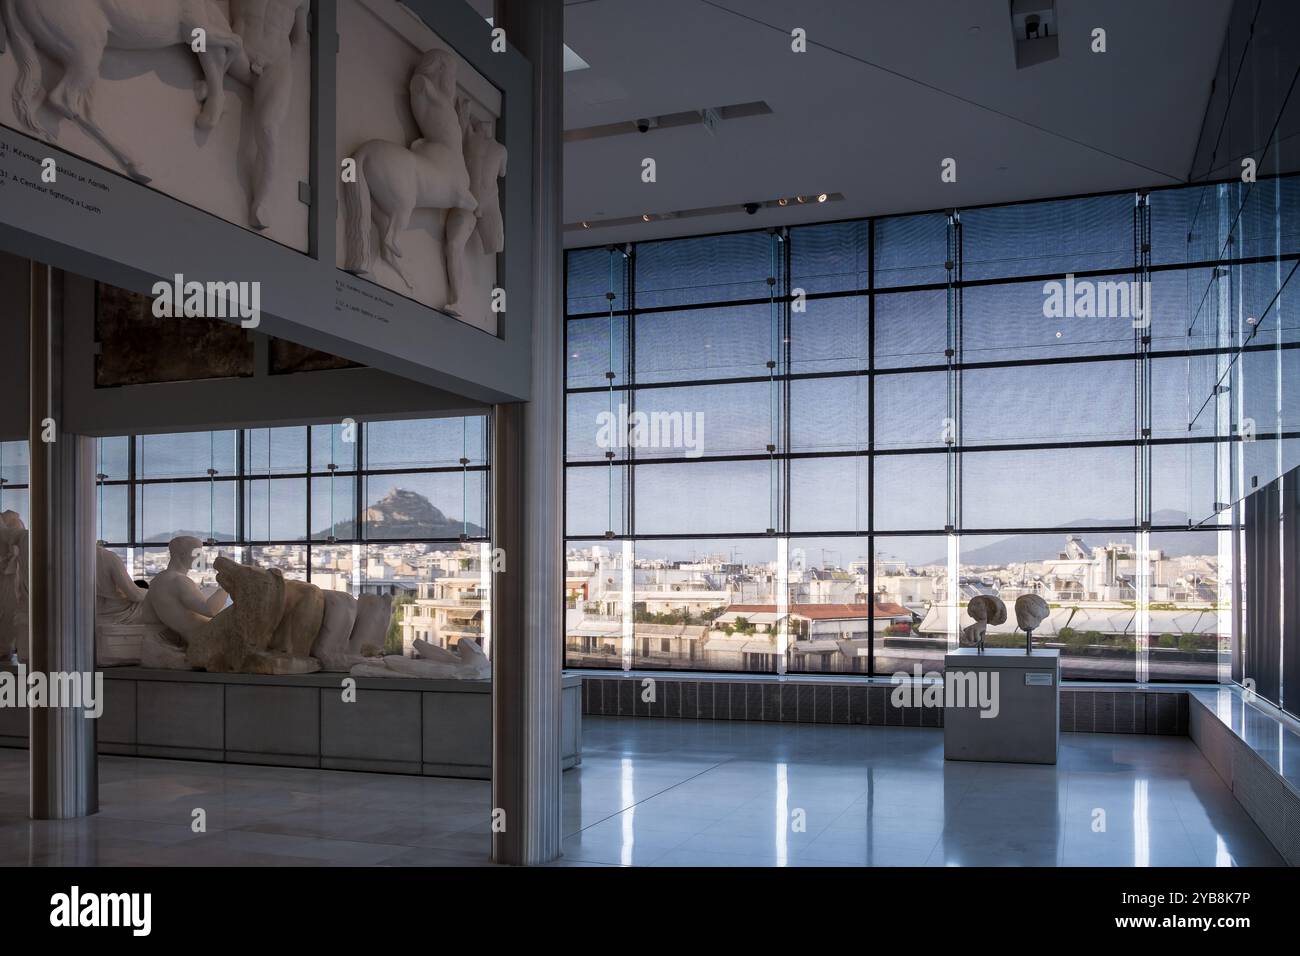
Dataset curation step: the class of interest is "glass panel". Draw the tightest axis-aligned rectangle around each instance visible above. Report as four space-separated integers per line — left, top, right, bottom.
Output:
365 418 487 470
565 539 626 669
249 544 307 581
634 303 773 383
960 194 1134 281
786 535 872 675
394 544 488 658
961 445 1134 530
790 296 867 375
363 472 485 540
634 461 773 535
790 457 867 533
136 431 237 479
136 480 237 544
244 478 307 541
874 371 947 450
631 537 779 673
790 220 869 294
789 376 868 453
875 289 948 369
1147 530 1226 683
962 361 1134 445
244 427 307 475
963 278 1136 363
566 315 628 389
874 213 948 288
311 475 357 541
634 232 774 308
874 454 947 531
310 423 359 473
566 465 627 538
872 535 951 676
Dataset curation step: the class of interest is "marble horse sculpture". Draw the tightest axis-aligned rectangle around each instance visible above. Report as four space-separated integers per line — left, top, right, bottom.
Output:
342 48 478 310
962 595 1006 654
0 0 244 183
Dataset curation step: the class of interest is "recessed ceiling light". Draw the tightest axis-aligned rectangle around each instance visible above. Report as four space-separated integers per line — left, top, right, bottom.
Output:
817 193 828 203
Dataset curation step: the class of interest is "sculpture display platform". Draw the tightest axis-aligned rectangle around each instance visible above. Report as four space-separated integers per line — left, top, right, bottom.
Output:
944 648 1060 765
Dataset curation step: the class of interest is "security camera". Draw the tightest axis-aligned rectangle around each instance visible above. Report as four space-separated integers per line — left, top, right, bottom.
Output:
635 118 655 133
744 202 761 215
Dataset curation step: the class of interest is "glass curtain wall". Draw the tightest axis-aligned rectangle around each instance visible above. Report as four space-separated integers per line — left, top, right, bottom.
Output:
22 417 495 659
565 174 1299 683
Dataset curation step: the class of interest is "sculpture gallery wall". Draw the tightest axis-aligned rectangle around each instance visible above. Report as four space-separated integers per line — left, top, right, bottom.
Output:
336 0 505 333
0 0 312 249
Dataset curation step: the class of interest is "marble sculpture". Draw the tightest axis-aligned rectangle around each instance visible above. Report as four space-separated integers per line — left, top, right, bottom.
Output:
0 0 245 183
343 48 504 314
1014 593 1050 654
0 511 27 662
351 636 490 681
961 595 1006 654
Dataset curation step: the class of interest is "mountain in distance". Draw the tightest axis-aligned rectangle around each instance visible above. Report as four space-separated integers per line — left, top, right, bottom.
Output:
933 511 1220 567
322 487 484 540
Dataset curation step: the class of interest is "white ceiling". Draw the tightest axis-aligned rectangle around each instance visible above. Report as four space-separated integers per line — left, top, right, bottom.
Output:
556 0 1231 246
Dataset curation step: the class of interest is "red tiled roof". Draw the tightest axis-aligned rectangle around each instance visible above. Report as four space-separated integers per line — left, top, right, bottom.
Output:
725 602 912 620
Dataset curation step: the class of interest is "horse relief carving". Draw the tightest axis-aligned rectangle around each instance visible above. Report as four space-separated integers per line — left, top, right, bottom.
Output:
342 47 504 316
0 0 244 183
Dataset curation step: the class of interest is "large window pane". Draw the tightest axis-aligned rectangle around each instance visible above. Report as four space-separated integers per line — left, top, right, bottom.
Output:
790 221 869 294
136 480 237 544
874 453 946 531
363 472 486 540
635 303 773 383
875 289 948 369
961 446 1134 530
875 371 947 450
874 213 948 288
137 431 237 479
790 457 867 532
634 461 774 535
786 535 873 675
633 537 778 673
1148 529 1228 682
365 418 486 470
872 535 951 676
635 232 776 309
960 194 1134 281
963 279 1136 363
244 478 307 541
565 540 626 669
963 361 1135 445
245 427 307 475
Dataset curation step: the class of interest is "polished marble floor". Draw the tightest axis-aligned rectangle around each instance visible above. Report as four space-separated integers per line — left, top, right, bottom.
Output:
0 718 1283 866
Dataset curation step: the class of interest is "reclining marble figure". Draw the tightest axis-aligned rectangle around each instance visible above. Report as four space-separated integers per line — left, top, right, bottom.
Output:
95 545 169 666
350 636 489 681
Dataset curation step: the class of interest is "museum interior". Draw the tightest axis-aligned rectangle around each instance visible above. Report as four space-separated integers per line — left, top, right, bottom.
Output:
0 0 1296 872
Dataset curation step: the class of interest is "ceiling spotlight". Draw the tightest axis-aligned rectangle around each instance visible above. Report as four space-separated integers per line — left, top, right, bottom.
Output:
777 198 788 206
817 193 828 203
795 196 807 203
581 221 590 229
642 214 652 222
